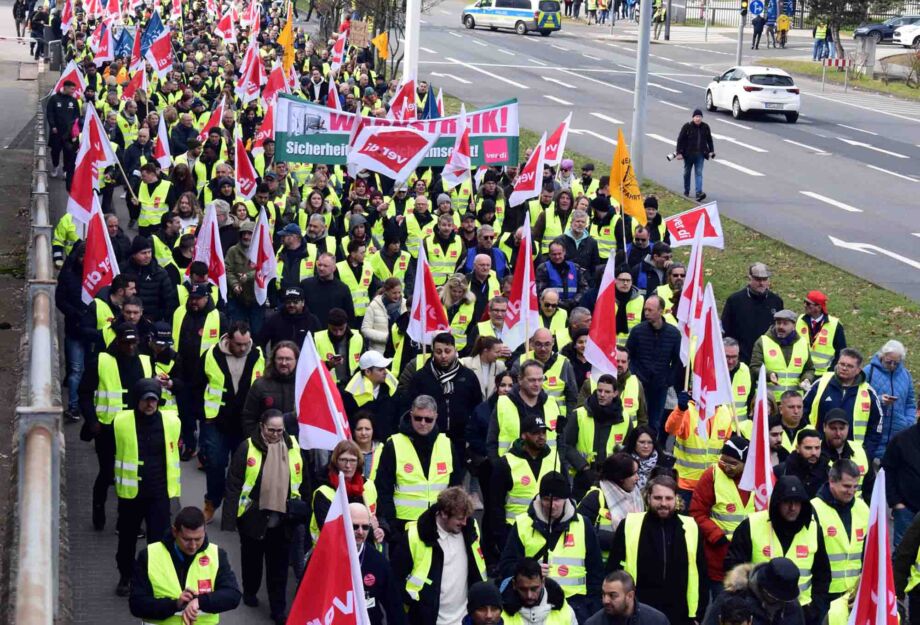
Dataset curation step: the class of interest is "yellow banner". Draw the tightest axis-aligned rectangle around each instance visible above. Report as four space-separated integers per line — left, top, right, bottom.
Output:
610 127 647 226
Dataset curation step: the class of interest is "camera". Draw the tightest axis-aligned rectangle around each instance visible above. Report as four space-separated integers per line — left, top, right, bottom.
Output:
665 152 678 161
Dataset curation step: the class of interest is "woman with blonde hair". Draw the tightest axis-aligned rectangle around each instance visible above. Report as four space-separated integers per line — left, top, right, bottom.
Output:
363 277 406 353
173 191 203 234
440 274 478 354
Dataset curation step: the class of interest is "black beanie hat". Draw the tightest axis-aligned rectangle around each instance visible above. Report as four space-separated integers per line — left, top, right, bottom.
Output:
467 581 502 613
539 471 571 499
130 236 153 255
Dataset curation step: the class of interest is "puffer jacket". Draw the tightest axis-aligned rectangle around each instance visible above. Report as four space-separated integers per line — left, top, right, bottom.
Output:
119 258 178 323
361 294 405 353
702 563 805 625
863 355 917 459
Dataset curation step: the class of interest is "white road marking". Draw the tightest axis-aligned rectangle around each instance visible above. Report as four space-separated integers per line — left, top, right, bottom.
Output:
591 112 625 125
867 164 919 182
616 63 633 70
712 133 767 153
472 39 488 47
837 123 878 136
498 48 516 55
646 133 674 144
718 119 753 130
529 57 548 66
444 57 530 89
543 76 575 88
800 191 863 213
803 92 920 125
913 233 920 238
648 82 682 93
449 31 463 38
555 67 633 94
439 8 451 14
783 139 829 154
544 94 573 105
552 44 570 51
420 46 437 53
714 159 764 176
828 236 920 269
659 100 689 111
583 53 601 60
431 71 472 85
837 137 909 159
570 128 617 145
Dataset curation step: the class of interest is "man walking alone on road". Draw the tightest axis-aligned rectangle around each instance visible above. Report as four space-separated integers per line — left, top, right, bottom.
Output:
674 110 715 202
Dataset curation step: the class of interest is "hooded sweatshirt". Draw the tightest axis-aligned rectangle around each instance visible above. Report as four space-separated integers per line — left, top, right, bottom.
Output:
564 394 628 473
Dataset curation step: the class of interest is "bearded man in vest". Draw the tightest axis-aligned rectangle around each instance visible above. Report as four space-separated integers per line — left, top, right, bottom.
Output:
500 472 604 624
81 272 138 360
129 506 241 623
611 475 707 625
488 360 563 462
373 394 462 537
510 328 578 420
391 487 487 625
501 557 578 624
802 347 881 445
112 379 182 596
689 436 752 594
750 309 815 403
820 409 869 489
725 476 831 619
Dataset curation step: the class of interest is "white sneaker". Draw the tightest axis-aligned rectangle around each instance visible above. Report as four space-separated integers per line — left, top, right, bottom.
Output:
49 166 59 178
119 191 126 199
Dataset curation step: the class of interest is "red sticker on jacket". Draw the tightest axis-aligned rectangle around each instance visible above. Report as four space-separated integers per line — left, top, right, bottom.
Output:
796 545 809 558
762 546 772 557
564 533 575 547
793 358 802 366
437 462 447 475
856 528 865 541
557 565 569 577
768 350 778 357
209 328 218 338
737 386 746 395
247 457 256 466
614 434 623 443
403 463 414 474
624 398 634 408
197 579 212 594
199 556 210 567
726 503 736 513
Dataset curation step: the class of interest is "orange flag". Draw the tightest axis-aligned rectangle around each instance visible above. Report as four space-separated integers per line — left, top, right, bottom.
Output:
277 2 295 74
610 127 647 226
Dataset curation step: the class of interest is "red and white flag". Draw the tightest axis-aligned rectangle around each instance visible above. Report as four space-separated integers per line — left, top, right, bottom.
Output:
103 0 122 25
214 11 236 43
120 69 148 102
584 252 619 378
387 77 417 122
439 103 471 189
81 199 121 304
171 0 181 19
152 113 172 169
84 0 101 21
848 468 899 625
261 63 288 105
129 27 145 72
326 77 342 110
329 30 348 74
739 367 776 511
435 88 444 117
508 133 546 207
197 97 225 143
241 0 260 26
665 201 724 249
50 61 87 100
287 474 371 625
675 219 706 366
407 242 450 345
346 126 439 186
68 104 119 223
690 283 734 436
145 28 173 79
295 333 351 450
235 40 265 104
192 204 228 301
251 101 274 155
247 208 276 306
502 213 540 351
543 112 572 167
92 22 115 66
61 0 74 34
235 133 258 200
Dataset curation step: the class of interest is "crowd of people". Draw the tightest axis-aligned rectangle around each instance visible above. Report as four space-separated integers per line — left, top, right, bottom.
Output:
46 0 920 623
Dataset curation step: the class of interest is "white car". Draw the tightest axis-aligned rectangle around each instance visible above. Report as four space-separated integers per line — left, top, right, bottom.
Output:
893 23 920 48
705 66 801 123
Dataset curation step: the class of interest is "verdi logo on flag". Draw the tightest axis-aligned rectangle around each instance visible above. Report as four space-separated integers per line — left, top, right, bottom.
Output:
359 130 428 169
275 94 519 166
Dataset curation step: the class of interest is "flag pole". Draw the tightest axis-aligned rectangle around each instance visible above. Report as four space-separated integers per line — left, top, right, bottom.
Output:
114 159 140 203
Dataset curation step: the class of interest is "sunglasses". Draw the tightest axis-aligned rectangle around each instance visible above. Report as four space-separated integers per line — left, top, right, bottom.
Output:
352 524 371 531
413 416 435 424
543 303 558 308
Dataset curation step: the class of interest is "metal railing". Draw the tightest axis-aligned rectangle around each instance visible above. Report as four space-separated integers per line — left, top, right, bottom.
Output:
13 96 62 625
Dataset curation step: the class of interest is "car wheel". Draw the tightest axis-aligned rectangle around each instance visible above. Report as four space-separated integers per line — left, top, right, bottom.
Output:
515 21 528 35
705 90 716 112
732 97 744 119
871 30 882 43
785 111 799 123
540 29 552 36
914 36 920 49
464 15 476 29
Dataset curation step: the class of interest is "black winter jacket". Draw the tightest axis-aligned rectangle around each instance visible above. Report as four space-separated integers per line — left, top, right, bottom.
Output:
675 121 714 157
405 359 483 446
240 371 297 438
883 424 920 512
119 258 178 323
256 308 320 351
55 246 87 336
720 287 785 364
625 321 683 391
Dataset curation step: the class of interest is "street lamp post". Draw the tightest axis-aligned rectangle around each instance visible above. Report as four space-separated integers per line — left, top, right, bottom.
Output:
405 0 422 80
631 0 654 179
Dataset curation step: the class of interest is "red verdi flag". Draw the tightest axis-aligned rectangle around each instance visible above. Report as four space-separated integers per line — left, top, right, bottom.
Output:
690 283 734 433
192 204 228 301
502 213 540 351
407 242 450 345
439 103 471 189
251 101 274 155
197 98 225 143
508 132 546 208
584 252 619 378
739 367 776 511
295 333 351 451
676 219 705 366
51 61 87 99
326 77 342 110
286 474 370 625
68 104 118 223
144 29 173 79
329 30 348 74
346 126 439 186
81 199 120 304
153 113 172 169
543 112 572 167
234 134 258 200
120 69 148 102
247 208 276 306
665 201 724 249
387 77 417 122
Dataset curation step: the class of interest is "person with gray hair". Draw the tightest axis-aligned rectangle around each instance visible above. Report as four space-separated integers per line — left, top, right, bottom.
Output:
561 208 601 278
372 392 463 537
803 347 882 442
459 223 511 280
864 339 916 461
724 337 752 419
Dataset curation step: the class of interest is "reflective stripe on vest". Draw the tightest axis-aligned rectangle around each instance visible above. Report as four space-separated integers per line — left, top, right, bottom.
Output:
622 512 700 617
732 363 752 418
710 466 754 539
145 542 219 625
138 180 172 228
808 373 873 443
495 395 561 456
749 509 817 605
172 307 221 356
425 235 464 287
449 300 476 353
391 433 453 521
202 346 264 419
309 481 379 542
238 436 303 517
761 335 809 400
336 260 374 316
504 449 560 523
796 315 839 375
405 212 435 258
812 496 869 594
672 404 734 483
515 512 589 598
113 408 181 499
95 353 153 424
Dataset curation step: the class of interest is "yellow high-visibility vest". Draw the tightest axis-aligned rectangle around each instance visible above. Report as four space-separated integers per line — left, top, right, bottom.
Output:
749 509 817 605
145 542 220 625
113 408 181 499
390 432 453 521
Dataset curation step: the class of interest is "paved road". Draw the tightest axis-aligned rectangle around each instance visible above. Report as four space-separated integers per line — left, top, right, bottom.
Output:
417 1 920 300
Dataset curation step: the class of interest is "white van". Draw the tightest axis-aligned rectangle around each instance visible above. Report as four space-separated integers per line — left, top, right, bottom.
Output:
462 0 563 36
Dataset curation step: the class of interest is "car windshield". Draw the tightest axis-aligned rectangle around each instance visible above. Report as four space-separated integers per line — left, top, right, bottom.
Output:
540 0 561 10
749 74 795 86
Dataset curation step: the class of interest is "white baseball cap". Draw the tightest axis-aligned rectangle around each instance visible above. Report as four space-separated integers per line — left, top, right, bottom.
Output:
359 351 392 370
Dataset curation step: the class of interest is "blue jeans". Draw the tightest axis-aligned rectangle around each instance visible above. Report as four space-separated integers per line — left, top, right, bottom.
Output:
64 335 85 412
893 507 917 550
646 386 669 440
226 298 265 337
812 39 822 60
683 154 705 196
198 422 243 507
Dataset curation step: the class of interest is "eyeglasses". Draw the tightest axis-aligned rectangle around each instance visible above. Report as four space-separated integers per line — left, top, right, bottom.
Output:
338 457 358 465
413 416 435 424
634 237 649 243
352 524 371 531
263 427 285 434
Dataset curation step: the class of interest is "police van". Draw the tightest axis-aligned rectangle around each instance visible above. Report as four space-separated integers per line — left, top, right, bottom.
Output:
462 0 562 36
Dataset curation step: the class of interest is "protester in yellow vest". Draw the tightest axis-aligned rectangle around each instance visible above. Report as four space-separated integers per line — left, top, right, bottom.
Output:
724 475 831 609
336 239 378 322
314 307 364 384
725 337 752 419
611 475 705 625
128 506 241 623
666 391 736 500
112 379 181 596
613 268 644 347
750 309 816 402
499 557 578 624
820 409 869 488
309 440 382 543
222 409 305 623
513 328 579 419
796 290 846 376
802 348 881 445
576 453 645 563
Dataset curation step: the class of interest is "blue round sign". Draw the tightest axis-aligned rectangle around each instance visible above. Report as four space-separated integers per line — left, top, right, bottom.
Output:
749 0 764 14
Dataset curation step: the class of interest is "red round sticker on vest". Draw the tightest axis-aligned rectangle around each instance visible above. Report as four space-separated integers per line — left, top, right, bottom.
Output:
768 350 778 357
827 526 837 537
564 533 575 547
793 358 802 366
364 573 376 587
403 463 414 473
737 386 746 394
726 503 736 513
294 463 301 475
436 462 448 475
199 555 210 567
605 511 611 520
614 434 623 443
197 579 212 594
521 475 531 486
557 565 569 577
624 398 634 407
856 528 865 541
762 546 772 557
796 545 809 558
247 457 256 466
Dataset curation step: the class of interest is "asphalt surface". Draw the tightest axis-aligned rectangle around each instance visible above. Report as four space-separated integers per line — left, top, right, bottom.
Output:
417 1 920 300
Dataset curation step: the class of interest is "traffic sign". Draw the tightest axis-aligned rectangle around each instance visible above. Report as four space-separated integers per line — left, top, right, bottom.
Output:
749 0 764 15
